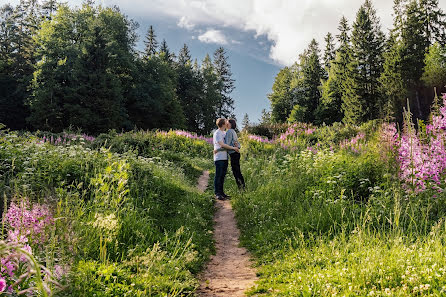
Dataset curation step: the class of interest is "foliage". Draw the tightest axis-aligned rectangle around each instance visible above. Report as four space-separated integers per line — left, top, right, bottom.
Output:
0 128 215 296
0 1 235 135
227 108 446 296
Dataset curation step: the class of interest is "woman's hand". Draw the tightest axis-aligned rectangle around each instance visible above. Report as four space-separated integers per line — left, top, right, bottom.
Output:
233 147 240 153
213 149 218 154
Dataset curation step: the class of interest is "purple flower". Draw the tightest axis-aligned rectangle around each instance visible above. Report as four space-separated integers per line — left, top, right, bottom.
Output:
0 278 5 292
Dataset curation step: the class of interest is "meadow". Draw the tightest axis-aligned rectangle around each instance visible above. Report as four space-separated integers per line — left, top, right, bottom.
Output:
229 95 446 296
0 127 215 296
3 96 446 296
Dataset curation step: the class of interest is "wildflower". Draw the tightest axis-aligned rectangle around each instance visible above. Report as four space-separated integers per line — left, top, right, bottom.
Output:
0 278 5 292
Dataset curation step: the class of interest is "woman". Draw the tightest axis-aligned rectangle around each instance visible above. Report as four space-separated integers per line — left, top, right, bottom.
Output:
215 119 245 190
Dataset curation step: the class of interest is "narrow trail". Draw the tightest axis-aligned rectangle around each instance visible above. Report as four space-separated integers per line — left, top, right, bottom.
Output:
196 170 258 297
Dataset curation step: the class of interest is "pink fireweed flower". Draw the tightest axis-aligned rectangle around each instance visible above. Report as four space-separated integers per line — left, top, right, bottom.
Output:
248 135 273 143
0 278 5 292
397 95 446 192
4 199 54 245
340 132 365 153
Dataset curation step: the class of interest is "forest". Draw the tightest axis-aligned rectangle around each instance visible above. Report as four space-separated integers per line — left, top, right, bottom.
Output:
266 0 446 126
0 0 235 135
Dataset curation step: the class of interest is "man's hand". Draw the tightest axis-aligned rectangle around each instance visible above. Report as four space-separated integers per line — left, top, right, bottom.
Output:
233 147 240 153
213 149 218 154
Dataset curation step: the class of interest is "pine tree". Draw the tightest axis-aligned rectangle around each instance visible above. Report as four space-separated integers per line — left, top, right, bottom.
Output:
144 25 158 57
213 47 235 118
318 17 352 125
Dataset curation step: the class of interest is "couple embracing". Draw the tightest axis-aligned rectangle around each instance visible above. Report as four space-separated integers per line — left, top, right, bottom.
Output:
213 118 245 200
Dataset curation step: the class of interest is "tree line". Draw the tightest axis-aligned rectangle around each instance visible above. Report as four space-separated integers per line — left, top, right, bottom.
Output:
0 0 235 134
268 0 446 125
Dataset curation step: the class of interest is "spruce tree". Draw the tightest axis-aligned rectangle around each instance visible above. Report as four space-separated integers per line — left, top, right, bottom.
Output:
242 113 250 130
343 0 385 122
144 25 158 57
323 32 336 71
301 39 324 123
176 43 203 132
213 47 235 118
159 39 174 63
259 108 271 125
419 0 446 45
319 16 351 125
201 54 220 133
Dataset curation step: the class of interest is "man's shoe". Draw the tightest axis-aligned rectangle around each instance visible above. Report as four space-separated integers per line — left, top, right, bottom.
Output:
215 195 227 200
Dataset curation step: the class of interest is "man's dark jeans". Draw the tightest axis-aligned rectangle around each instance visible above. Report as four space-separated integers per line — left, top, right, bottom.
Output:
229 152 245 189
214 160 228 196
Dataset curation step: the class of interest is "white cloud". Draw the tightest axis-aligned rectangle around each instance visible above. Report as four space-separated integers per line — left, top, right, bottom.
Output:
198 29 228 44
177 16 195 30
110 0 446 66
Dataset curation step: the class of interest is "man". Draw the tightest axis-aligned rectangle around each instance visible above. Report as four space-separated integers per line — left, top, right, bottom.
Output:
213 118 239 200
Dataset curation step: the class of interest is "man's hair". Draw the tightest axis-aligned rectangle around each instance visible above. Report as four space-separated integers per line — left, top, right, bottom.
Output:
228 119 236 129
216 118 226 128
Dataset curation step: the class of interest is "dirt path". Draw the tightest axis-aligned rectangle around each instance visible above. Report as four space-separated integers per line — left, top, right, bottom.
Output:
196 170 258 297
197 170 210 193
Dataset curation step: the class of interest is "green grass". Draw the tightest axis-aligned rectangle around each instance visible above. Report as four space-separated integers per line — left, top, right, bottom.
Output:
0 129 215 296
229 131 446 297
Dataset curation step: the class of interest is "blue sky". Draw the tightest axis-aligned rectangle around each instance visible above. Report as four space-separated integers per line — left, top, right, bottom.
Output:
4 0 446 123
133 15 280 124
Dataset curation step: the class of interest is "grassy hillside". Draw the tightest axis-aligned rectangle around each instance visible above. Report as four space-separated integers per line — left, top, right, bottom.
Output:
0 127 214 296
230 117 446 296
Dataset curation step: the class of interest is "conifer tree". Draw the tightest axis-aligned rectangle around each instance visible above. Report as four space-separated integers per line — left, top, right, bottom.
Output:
144 25 158 57
343 0 385 123
213 47 235 118
176 43 204 132
159 38 174 63
242 113 250 130
419 0 446 45
323 32 336 72
201 54 220 133
301 39 324 123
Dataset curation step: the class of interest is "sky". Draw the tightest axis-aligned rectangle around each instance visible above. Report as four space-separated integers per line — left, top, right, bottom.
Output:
3 0 446 123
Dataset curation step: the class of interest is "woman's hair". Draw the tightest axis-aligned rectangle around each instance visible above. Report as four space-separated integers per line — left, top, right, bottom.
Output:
228 119 236 129
216 118 226 128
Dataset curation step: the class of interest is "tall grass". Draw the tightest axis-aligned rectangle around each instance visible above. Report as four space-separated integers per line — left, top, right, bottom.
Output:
0 128 215 296
229 123 446 296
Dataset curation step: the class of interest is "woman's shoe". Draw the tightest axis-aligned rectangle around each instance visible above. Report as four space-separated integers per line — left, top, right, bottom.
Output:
222 193 231 199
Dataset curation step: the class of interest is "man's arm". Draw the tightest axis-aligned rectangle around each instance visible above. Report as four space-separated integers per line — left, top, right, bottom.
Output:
218 141 239 152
